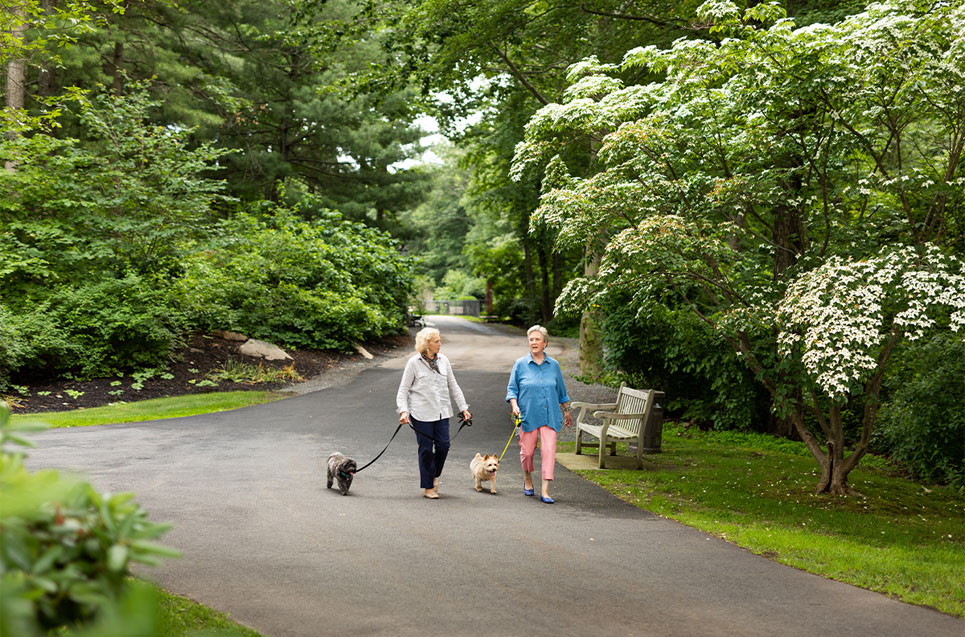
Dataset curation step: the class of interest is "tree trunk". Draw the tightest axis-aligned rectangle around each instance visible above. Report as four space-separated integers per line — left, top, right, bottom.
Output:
772 204 806 279
785 407 845 495
536 239 551 323
521 235 538 322
5 5 27 172
37 64 53 97
552 249 562 297
807 405 856 495
766 413 794 438
37 1 54 97
111 41 124 95
579 132 606 377
579 249 605 378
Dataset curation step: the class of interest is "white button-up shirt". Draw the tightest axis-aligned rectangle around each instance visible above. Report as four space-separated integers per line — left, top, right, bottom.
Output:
396 353 468 421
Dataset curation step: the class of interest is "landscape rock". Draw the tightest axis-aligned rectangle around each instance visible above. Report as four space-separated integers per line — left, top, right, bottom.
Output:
239 339 292 361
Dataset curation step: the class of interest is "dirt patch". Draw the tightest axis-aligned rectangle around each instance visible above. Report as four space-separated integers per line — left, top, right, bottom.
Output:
8 332 413 414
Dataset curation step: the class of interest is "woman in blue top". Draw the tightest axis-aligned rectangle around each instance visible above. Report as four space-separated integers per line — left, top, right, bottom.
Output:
506 325 571 503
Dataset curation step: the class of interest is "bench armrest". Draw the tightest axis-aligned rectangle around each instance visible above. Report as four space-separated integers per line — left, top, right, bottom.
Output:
592 411 649 420
571 401 616 410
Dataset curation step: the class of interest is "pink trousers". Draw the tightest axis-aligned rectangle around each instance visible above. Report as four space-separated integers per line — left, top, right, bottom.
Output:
519 426 557 480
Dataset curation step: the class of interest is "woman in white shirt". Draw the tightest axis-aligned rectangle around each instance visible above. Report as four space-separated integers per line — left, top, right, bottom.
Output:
396 327 471 499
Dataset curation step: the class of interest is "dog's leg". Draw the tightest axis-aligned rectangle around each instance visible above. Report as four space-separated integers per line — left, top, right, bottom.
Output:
490 477 497 494
327 470 334 489
474 475 483 492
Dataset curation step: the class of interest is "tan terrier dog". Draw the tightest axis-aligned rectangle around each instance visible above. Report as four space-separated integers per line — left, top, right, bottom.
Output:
470 453 499 494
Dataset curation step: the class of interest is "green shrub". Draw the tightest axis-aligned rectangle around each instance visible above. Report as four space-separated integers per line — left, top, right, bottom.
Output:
874 334 965 487
172 208 412 350
601 301 770 431
0 302 80 390
0 305 29 390
51 275 184 377
0 402 179 635
0 85 224 386
3 275 182 382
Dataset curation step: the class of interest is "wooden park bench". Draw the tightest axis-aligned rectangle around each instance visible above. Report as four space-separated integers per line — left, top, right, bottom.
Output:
572 383 665 469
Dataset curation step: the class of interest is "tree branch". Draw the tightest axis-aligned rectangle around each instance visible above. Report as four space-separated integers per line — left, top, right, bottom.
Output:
578 4 693 30
489 41 550 106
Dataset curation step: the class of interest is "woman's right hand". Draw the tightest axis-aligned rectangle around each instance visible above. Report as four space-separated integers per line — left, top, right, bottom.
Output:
399 411 410 425
510 400 520 418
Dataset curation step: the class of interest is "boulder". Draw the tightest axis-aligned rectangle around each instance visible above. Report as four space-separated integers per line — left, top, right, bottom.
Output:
239 339 293 361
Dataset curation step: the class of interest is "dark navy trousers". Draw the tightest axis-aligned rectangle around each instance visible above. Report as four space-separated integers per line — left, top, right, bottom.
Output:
411 417 450 489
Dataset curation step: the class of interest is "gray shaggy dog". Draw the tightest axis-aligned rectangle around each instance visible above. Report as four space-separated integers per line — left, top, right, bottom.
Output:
327 452 357 495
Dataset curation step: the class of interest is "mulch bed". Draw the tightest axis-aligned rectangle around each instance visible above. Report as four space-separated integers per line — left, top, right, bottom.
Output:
8 332 412 414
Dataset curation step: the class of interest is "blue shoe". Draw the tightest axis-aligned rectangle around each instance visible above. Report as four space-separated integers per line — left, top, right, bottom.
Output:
523 486 535 496
540 495 555 504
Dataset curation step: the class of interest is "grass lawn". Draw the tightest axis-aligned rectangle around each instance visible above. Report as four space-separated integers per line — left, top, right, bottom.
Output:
10 391 291 428
562 424 965 617
156 584 262 636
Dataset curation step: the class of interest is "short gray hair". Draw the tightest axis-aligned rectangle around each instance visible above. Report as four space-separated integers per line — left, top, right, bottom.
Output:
415 327 440 354
527 324 549 343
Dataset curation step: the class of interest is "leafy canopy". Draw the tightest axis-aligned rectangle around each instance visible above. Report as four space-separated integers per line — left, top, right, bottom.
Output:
512 0 965 493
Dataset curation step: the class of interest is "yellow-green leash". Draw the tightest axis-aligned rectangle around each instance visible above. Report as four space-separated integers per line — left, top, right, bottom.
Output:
499 414 521 462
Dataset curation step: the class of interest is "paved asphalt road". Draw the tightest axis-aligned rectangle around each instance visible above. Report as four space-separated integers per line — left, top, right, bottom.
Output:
24 317 963 636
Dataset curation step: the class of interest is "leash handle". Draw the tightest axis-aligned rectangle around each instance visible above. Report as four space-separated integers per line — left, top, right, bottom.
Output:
499 414 521 463
453 413 472 441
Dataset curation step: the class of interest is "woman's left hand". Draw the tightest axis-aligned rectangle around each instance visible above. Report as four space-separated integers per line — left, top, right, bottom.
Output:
462 410 472 422
563 412 573 427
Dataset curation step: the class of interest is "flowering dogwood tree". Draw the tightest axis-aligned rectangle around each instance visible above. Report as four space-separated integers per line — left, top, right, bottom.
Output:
512 0 965 494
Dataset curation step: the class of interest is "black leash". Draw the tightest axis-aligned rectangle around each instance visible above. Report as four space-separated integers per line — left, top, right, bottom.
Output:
355 422 404 473
355 415 473 474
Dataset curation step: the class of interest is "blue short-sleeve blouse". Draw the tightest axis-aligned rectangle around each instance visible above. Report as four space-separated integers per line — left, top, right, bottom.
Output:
506 353 570 433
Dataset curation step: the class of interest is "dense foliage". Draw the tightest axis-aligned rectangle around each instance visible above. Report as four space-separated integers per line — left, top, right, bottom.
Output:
602 301 770 431
3 0 962 491
512 0 965 493
0 88 413 389
13 0 430 222
0 88 221 384
173 203 413 350
874 334 965 487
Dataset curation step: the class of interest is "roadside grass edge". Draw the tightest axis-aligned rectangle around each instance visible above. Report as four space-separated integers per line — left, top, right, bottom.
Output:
560 424 965 618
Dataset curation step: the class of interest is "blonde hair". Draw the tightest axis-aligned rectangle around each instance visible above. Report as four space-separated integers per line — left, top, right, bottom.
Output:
415 327 440 354
527 324 549 343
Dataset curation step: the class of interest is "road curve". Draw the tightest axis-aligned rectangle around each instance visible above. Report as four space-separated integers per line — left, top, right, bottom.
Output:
24 316 962 636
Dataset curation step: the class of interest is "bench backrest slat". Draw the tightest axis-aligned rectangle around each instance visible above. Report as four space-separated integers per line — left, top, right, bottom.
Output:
613 384 654 435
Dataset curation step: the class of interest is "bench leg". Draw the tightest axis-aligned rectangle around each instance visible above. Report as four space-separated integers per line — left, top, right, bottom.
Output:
636 438 644 469
575 428 583 455
598 442 607 469
609 441 617 456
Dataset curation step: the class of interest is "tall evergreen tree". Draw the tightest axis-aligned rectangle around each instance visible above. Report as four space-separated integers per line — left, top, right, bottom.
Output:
17 0 430 224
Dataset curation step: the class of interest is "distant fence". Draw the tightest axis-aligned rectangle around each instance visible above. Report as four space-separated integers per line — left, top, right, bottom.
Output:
422 299 480 317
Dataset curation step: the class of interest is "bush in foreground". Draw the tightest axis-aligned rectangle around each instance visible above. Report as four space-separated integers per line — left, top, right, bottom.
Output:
0 402 179 635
